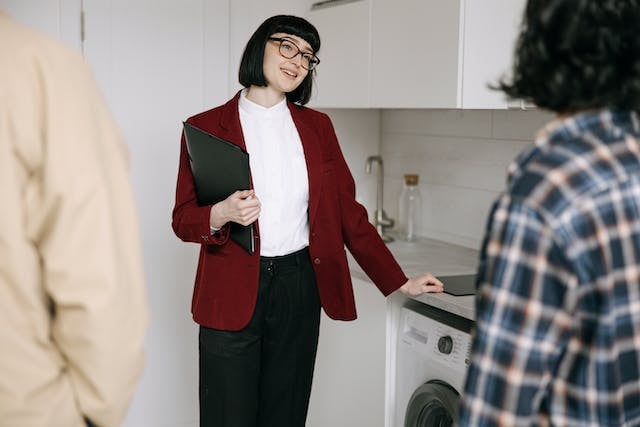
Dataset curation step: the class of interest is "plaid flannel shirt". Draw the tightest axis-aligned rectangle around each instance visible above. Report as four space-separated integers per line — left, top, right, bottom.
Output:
458 110 640 426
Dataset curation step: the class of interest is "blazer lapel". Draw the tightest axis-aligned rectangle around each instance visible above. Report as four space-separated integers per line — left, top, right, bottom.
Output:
289 103 323 229
216 91 246 150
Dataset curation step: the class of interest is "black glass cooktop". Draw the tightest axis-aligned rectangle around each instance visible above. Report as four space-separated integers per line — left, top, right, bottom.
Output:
439 274 476 296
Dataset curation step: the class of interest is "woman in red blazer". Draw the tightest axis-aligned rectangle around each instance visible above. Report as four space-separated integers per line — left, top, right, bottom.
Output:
172 15 444 427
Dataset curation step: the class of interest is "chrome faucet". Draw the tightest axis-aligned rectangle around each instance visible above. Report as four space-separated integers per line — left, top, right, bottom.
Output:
365 155 394 243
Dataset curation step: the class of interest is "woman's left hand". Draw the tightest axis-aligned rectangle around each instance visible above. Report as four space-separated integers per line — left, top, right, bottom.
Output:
398 273 444 296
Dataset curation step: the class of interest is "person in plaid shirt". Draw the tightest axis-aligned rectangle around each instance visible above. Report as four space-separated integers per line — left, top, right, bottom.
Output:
458 0 640 425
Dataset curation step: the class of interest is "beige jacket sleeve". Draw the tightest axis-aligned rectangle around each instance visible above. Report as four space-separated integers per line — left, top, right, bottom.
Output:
0 12 148 427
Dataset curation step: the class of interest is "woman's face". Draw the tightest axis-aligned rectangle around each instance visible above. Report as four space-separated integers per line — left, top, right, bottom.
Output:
262 33 312 95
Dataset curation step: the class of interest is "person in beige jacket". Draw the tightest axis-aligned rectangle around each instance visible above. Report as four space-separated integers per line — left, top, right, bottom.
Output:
0 10 148 427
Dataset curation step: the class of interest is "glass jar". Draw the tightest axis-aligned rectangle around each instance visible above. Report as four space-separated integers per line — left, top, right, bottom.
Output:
397 174 422 242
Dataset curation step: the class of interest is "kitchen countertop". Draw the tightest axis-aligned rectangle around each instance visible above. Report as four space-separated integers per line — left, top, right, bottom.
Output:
348 235 480 320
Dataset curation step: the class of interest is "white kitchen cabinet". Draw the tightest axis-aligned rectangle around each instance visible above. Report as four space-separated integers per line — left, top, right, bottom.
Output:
460 0 526 109
306 0 371 108
306 0 526 109
372 0 526 109
370 0 462 108
306 275 387 427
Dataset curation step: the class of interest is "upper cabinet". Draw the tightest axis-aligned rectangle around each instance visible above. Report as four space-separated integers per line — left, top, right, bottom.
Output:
306 0 526 109
459 0 526 109
306 0 371 108
370 0 462 108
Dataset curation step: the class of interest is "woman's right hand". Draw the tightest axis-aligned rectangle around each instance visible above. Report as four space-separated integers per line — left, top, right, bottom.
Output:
209 189 261 229
398 273 444 296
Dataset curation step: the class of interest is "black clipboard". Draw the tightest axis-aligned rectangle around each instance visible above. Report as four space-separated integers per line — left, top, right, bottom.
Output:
182 122 255 254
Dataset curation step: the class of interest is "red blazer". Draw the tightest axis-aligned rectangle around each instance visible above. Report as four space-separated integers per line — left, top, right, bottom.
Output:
172 93 407 330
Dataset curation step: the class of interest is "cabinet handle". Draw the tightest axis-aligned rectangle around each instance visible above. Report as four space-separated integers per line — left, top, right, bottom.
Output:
311 0 365 11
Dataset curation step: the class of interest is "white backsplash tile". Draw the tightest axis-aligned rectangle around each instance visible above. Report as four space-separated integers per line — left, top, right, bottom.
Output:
381 133 528 191
491 109 553 140
420 184 497 250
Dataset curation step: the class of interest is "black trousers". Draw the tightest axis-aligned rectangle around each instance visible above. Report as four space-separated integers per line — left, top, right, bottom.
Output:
199 247 321 427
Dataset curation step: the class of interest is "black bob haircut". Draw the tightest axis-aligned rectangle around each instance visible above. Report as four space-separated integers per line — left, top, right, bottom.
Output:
497 0 640 113
238 15 320 106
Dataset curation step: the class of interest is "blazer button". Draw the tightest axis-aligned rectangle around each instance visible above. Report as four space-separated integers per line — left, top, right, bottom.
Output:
313 258 321 265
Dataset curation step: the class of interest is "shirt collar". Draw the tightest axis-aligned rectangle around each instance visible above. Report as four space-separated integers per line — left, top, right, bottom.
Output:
239 88 288 117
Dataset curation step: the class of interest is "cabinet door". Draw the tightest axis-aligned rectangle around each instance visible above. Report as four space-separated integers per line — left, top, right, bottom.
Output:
306 276 386 427
306 0 371 108
461 0 526 109
370 0 461 108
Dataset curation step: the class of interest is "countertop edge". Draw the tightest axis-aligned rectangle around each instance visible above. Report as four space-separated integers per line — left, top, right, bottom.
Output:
348 236 479 320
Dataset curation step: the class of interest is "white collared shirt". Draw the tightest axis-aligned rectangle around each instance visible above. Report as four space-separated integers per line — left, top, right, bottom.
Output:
239 90 310 256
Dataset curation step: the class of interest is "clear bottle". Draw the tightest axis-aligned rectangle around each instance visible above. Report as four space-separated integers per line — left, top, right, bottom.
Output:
397 174 422 242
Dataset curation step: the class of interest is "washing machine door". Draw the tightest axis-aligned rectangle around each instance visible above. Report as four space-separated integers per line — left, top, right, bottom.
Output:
404 380 459 427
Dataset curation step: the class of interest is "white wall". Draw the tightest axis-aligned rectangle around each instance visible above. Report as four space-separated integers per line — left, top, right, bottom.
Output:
0 0 81 49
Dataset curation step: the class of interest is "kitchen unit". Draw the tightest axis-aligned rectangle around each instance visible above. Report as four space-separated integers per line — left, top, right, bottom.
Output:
306 0 526 109
306 236 479 427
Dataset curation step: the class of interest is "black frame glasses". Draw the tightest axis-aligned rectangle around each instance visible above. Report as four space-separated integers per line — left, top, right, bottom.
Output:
268 37 320 71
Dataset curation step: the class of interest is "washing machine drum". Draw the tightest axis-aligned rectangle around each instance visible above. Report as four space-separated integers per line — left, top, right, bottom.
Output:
404 380 459 427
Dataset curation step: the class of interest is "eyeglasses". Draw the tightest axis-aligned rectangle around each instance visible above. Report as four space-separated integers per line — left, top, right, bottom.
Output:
268 37 320 71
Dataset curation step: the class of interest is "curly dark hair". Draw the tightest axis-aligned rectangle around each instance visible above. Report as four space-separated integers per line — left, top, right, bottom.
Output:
238 15 320 106
498 0 640 113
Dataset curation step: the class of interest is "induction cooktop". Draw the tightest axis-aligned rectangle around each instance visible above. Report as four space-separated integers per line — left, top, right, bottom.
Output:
439 274 476 296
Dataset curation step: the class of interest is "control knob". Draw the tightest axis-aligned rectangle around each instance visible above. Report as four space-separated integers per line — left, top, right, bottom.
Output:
437 336 453 354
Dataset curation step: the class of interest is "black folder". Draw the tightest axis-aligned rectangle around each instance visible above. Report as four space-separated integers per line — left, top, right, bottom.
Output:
182 122 255 254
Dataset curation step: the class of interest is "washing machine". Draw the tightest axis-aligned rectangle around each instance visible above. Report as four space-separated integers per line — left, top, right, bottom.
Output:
393 299 474 427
